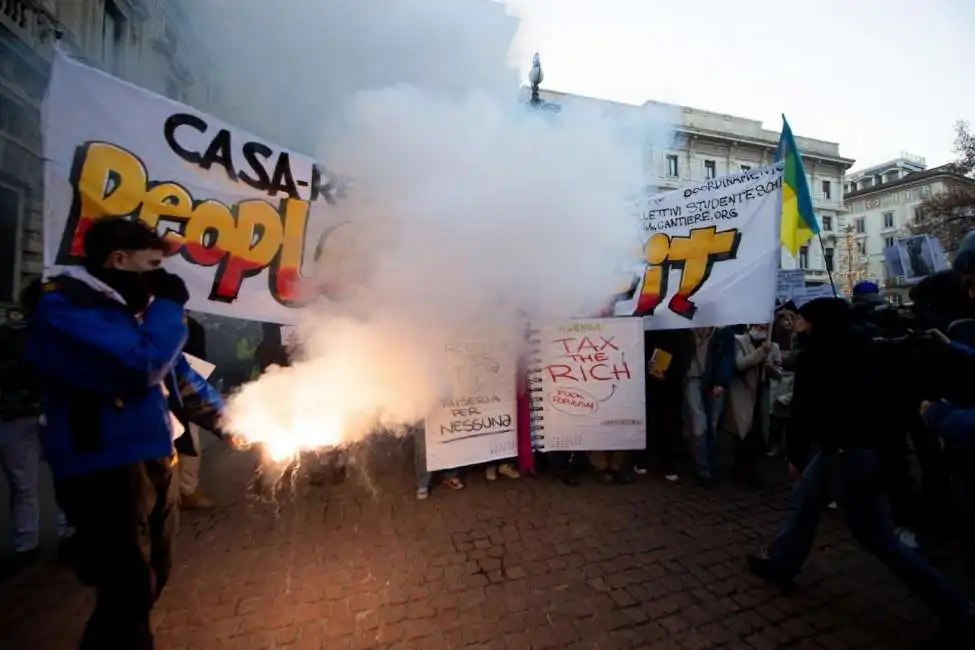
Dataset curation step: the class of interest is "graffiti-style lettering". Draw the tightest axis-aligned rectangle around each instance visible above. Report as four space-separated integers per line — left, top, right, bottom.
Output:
55 141 352 306
162 112 343 203
636 226 741 318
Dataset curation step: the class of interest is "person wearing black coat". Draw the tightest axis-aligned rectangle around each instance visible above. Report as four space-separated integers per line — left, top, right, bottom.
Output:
747 298 973 643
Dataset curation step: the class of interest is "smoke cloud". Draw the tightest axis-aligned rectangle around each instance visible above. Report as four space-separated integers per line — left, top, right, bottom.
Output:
201 0 677 457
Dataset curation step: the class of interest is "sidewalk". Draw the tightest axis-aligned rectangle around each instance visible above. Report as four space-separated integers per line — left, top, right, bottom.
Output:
1 436 971 650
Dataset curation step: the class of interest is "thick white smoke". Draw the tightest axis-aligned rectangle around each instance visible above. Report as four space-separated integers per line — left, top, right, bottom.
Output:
202 0 677 457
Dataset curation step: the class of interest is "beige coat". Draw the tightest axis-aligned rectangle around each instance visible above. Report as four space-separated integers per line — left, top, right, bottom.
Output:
725 334 781 439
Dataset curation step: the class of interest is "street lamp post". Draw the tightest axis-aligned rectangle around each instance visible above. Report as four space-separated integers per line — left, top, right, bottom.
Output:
526 53 560 114
528 52 543 105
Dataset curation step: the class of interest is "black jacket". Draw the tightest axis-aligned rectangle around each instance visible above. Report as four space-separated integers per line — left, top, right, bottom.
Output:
255 325 290 372
184 316 207 361
787 321 883 469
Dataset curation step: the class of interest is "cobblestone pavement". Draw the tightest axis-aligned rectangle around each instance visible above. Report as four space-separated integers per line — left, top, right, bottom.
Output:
1 436 971 650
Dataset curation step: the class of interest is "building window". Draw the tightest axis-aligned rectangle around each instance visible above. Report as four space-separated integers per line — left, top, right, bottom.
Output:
822 215 832 231
824 247 834 272
704 160 716 179
855 217 865 234
884 236 895 249
102 1 125 74
798 246 809 269
740 164 751 172
0 89 33 140
913 206 924 222
883 211 894 229
857 240 866 255
666 154 679 178
822 180 831 200
0 185 21 303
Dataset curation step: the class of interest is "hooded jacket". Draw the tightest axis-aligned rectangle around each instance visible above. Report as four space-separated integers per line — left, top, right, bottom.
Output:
952 228 975 275
27 267 223 480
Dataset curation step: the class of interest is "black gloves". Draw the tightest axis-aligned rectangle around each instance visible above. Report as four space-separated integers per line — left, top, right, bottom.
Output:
145 269 190 305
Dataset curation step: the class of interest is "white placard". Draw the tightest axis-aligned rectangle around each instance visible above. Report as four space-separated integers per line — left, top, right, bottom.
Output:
614 165 784 330
776 269 806 300
41 50 356 324
896 235 947 284
184 353 215 379
532 318 646 451
423 337 518 471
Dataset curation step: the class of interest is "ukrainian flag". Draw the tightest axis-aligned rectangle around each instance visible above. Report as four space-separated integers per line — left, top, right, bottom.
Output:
775 116 819 256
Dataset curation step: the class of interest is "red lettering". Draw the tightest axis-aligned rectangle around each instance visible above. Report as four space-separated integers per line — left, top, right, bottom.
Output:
587 363 629 381
612 362 631 381
598 336 619 351
589 364 611 381
553 338 575 355
546 365 577 383
576 336 600 353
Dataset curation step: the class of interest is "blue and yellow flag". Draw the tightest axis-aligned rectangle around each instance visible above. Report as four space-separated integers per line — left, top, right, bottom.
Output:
775 116 819 255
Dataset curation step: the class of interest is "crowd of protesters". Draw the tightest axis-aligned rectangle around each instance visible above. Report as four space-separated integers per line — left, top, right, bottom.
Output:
1 218 975 648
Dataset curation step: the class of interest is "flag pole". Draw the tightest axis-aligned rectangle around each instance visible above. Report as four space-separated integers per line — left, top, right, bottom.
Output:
815 231 839 297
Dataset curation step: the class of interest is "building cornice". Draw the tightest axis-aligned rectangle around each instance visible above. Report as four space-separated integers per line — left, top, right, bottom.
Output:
531 87 855 170
844 165 975 201
679 126 855 169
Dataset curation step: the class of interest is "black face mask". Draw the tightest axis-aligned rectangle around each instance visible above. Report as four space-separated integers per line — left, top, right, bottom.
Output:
87 267 151 314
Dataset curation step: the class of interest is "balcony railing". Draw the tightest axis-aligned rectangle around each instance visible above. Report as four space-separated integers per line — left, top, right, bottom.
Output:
1 0 59 52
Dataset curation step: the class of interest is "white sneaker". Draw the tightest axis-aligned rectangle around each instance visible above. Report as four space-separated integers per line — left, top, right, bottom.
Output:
664 473 679 482
415 487 429 500
895 526 918 549
827 501 837 510
485 466 498 481
633 466 649 475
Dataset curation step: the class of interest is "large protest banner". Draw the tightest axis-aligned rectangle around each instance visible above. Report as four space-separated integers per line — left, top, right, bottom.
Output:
41 50 358 323
423 337 519 471
529 318 646 452
613 164 784 329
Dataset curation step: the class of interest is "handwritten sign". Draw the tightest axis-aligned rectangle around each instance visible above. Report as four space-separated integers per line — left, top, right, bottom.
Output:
423 337 518 472
532 318 645 452
613 164 783 329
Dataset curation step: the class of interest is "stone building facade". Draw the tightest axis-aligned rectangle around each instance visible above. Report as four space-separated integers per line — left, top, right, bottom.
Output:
844 156 975 301
0 0 216 308
535 89 856 286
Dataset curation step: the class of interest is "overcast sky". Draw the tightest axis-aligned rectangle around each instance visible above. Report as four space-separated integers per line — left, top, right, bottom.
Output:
506 0 975 171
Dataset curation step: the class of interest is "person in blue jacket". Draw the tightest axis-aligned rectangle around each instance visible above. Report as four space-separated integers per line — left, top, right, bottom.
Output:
922 400 975 450
28 218 231 650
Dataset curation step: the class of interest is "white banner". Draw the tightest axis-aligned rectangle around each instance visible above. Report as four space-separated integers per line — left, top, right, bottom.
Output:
614 164 784 329
41 50 358 324
531 318 645 452
423 337 518 471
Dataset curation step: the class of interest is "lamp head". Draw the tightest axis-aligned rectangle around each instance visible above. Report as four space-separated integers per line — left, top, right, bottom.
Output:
528 52 543 86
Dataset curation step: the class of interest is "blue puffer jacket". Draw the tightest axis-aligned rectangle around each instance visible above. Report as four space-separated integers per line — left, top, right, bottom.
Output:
27 269 214 479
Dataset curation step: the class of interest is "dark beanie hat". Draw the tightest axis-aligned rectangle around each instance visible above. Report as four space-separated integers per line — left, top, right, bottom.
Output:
798 297 851 328
953 229 975 275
